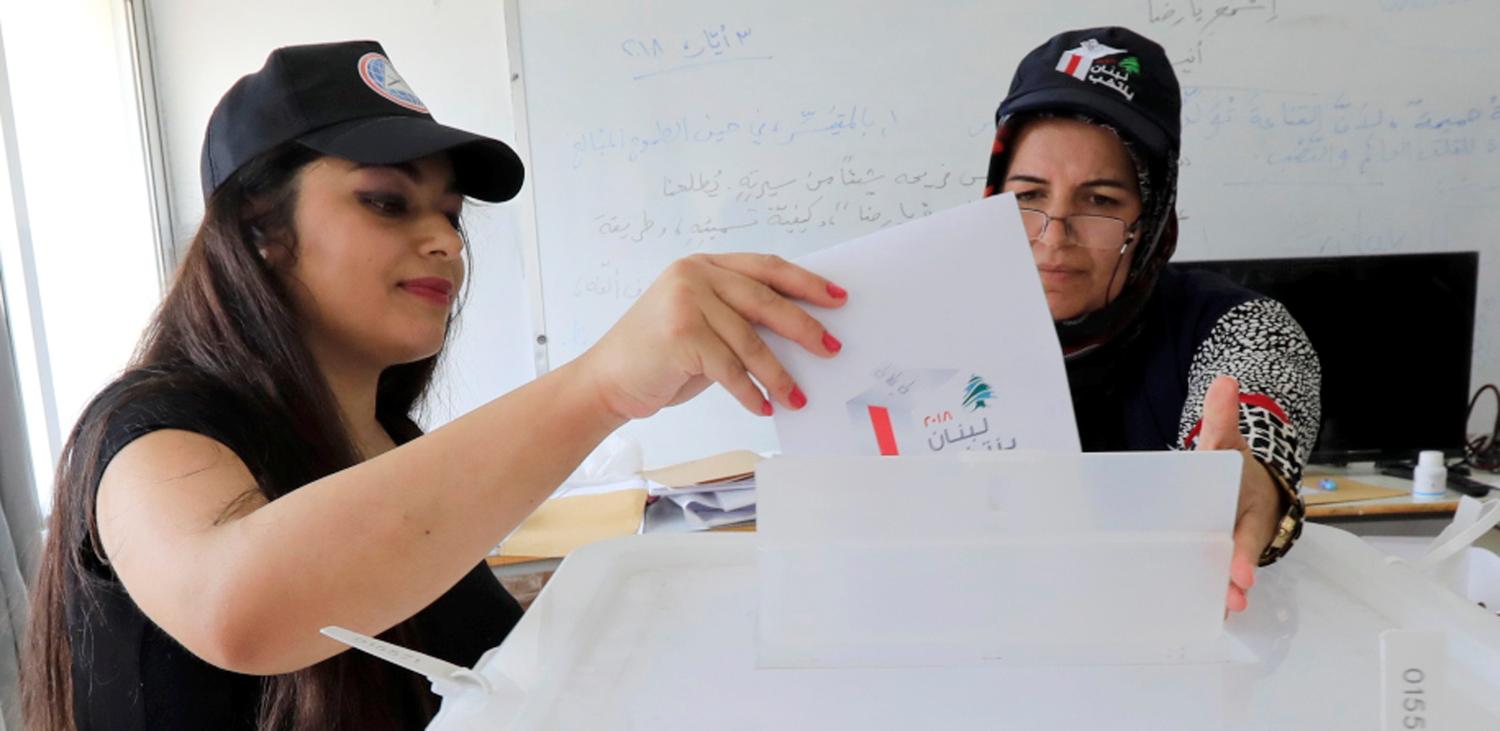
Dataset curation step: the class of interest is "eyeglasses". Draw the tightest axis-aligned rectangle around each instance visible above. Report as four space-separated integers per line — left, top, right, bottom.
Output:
1019 208 1135 252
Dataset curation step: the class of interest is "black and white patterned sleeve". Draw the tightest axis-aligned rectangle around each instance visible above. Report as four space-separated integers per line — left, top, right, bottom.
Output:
1177 298 1322 489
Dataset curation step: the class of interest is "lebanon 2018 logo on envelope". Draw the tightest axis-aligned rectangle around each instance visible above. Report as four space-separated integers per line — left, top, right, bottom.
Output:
846 364 1017 456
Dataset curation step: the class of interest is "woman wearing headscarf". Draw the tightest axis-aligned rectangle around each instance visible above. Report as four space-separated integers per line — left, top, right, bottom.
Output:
984 27 1321 613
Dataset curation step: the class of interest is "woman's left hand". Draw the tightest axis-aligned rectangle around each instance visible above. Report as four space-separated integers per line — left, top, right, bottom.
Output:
1195 374 1285 615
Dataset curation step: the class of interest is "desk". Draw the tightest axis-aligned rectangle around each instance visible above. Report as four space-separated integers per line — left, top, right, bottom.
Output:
488 523 754 607
1302 466 1500 537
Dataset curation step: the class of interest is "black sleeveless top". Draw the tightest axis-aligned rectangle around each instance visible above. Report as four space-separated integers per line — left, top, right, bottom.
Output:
66 366 524 730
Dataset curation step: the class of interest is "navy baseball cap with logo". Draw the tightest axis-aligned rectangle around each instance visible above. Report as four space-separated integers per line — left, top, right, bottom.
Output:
201 40 524 203
996 26 1181 159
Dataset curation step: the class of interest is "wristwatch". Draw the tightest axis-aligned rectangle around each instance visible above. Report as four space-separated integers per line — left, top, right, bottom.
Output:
1255 457 1305 567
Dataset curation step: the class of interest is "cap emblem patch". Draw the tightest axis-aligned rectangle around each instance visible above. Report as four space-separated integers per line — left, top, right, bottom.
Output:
357 52 429 113
1055 39 1137 101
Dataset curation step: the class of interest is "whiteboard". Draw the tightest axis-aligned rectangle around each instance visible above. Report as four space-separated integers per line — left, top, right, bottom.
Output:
508 0 1500 467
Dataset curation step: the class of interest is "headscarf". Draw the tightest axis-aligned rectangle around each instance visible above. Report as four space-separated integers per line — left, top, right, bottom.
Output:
982 27 1183 358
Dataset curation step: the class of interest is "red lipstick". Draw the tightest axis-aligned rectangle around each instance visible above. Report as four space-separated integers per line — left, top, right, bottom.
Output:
399 277 454 306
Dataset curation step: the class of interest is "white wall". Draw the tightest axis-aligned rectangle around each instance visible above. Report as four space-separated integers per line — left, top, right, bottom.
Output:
116 0 1500 456
506 0 1500 462
0 1 163 510
146 0 535 427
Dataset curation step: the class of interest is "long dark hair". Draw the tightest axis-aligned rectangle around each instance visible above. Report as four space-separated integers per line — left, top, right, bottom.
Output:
22 142 464 730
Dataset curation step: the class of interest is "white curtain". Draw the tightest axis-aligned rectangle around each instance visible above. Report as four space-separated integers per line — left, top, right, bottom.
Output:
0 280 41 731
0 509 29 731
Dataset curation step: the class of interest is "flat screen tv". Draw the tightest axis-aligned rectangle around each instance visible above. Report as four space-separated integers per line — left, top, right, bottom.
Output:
1177 252 1477 465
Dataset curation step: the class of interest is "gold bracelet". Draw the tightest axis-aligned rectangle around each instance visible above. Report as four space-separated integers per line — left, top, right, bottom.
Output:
1254 458 1305 567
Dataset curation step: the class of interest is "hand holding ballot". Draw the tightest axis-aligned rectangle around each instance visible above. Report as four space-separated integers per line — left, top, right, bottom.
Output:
578 253 847 421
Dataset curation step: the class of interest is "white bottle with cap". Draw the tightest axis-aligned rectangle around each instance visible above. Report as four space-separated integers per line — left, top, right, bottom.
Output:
1411 450 1447 497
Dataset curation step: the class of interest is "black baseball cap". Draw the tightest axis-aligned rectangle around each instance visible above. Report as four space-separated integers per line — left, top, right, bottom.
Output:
200 40 524 203
996 27 1180 159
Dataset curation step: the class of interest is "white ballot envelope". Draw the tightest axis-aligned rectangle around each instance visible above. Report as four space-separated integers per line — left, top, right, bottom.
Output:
765 194 1080 457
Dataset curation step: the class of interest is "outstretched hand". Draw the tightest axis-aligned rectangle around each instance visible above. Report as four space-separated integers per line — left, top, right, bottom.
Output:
578 253 847 422
1196 375 1284 615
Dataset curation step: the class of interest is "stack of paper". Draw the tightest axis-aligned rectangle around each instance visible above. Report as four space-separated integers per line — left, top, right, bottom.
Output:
495 478 647 558
495 434 649 559
642 450 762 531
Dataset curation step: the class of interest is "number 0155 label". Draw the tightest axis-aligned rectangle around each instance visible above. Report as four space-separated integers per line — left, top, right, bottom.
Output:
1381 629 1445 730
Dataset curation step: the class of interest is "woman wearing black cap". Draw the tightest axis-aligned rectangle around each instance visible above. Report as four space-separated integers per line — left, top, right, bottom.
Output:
22 42 846 731
984 28 1321 613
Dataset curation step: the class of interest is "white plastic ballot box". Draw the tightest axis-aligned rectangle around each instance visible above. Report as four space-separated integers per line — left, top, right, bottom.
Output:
414 457 1500 730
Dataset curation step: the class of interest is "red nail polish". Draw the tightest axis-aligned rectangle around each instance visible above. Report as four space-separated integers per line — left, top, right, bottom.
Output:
760 400 774 416
821 331 842 353
789 387 807 409
826 282 847 300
